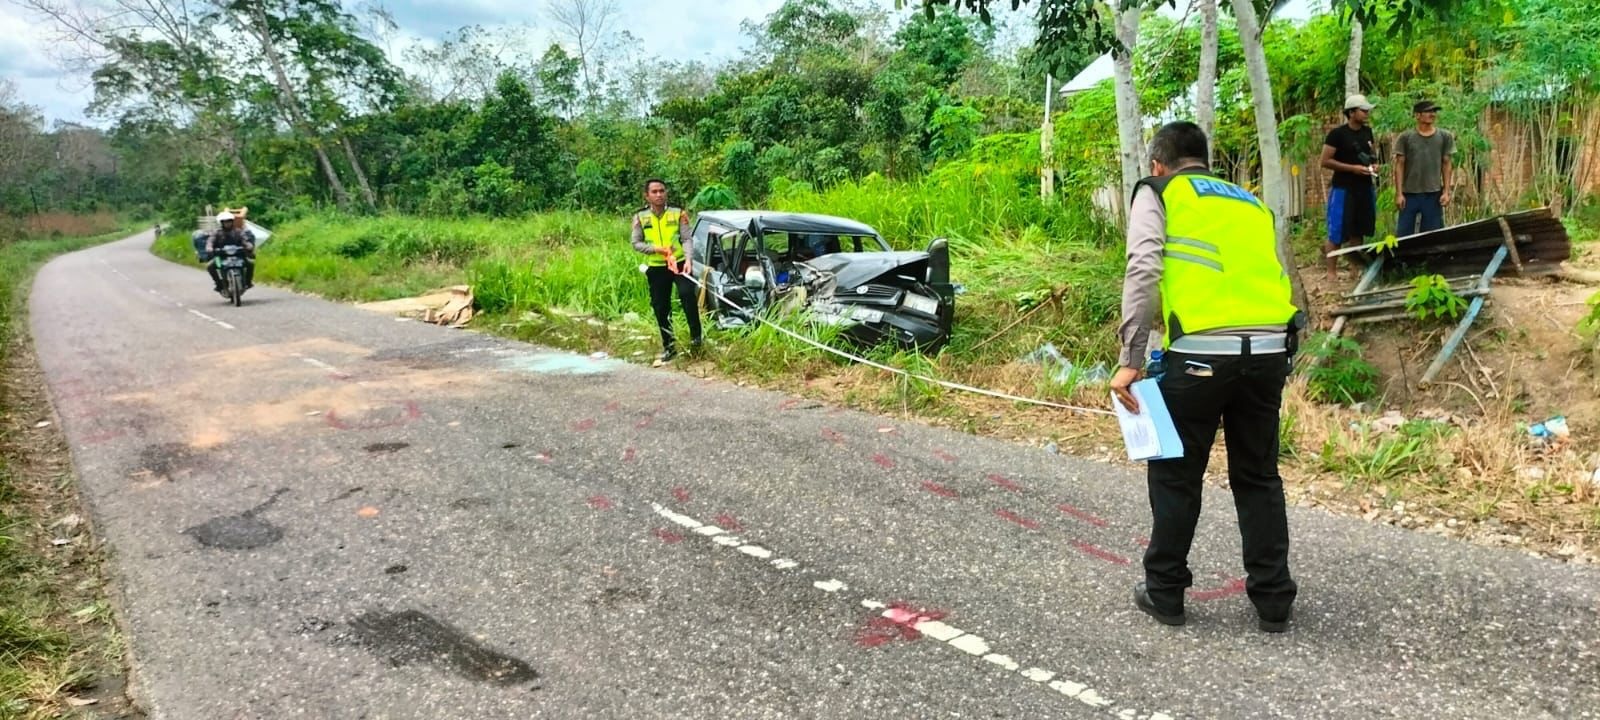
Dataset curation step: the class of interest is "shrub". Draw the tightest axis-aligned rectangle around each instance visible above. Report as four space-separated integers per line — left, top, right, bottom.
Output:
1404 273 1468 321
1302 333 1381 405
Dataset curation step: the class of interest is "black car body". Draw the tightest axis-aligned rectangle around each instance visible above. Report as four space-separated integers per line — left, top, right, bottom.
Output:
688 211 955 350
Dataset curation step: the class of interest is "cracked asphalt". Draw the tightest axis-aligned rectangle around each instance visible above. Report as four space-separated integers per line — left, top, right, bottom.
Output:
26 231 1600 719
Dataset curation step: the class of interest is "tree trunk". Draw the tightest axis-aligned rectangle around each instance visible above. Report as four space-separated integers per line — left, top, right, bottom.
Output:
1231 0 1309 313
224 136 254 188
1345 16 1363 97
339 132 377 209
1197 0 1219 166
245 3 352 209
1111 2 1146 214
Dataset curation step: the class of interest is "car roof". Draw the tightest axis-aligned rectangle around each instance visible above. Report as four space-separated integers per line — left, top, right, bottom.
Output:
697 210 881 237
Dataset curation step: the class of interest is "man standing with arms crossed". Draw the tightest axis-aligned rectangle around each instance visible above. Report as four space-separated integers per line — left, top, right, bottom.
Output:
1110 122 1302 633
1394 99 1454 236
631 179 703 367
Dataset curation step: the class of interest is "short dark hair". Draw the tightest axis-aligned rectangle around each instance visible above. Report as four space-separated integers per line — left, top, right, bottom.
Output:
642 178 667 192
1148 122 1209 168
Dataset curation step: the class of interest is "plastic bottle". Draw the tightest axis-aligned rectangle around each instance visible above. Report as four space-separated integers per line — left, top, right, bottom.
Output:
1146 349 1166 382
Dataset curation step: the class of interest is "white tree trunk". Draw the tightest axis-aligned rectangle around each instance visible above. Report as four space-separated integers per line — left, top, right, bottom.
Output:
1197 0 1219 166
1231 0 1308 310
1345 16 1363 97
1111 3 1146 211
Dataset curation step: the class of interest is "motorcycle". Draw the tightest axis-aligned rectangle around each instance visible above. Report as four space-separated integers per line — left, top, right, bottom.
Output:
213 245 252 306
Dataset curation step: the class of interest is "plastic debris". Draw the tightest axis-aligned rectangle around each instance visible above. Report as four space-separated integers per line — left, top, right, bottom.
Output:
1526 415 1569 444
1021 343 1110 386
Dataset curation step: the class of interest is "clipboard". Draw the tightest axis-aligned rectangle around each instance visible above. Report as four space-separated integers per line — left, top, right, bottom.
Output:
1111 378 1183 461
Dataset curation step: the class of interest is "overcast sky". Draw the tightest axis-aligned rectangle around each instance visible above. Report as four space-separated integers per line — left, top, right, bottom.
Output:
1 0 1321 128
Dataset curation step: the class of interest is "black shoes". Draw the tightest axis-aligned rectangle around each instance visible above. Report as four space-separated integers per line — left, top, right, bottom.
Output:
1258 610 1292 633
1133 582 1186 626
652 349 677 367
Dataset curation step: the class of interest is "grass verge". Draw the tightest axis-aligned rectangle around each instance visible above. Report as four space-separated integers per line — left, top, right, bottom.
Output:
2 225 141 719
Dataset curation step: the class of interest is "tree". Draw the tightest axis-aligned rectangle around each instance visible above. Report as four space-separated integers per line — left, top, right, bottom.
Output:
544 0 620 110
1110 2 1146 205
1344 15 1363 97
1196 0 1218 164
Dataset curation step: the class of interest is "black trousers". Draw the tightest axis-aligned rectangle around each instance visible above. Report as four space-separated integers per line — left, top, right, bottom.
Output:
1143 350 1297 619
645 265 701 350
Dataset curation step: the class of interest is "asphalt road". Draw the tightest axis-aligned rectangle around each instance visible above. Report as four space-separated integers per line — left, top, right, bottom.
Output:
28 231 1600 719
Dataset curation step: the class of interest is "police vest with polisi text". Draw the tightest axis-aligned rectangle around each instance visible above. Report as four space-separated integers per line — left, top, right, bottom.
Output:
636 206 686 266
1135 168 1296 345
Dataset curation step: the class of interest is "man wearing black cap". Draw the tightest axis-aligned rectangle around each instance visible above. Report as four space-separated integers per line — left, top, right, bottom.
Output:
1394 100 1455 236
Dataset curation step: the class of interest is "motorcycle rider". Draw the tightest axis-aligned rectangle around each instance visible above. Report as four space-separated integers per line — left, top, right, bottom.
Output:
205 211 255 296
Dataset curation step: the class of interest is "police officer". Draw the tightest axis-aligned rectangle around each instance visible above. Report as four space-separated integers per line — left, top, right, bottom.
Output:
1110 121 1301 633
630 179 702 366
205 211 255 296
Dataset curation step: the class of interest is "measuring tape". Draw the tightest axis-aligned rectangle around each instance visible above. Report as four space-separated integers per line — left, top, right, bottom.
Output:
672 264 1116 418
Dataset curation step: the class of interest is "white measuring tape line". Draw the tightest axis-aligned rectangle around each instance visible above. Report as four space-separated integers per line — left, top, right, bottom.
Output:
677 269 1117 417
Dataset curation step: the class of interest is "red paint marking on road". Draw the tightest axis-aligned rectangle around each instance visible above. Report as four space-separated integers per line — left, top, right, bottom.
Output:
932 449 958 463
672 486 691 503
1073 541 1132 565
83 429 127 445
714 513 744 531
1134 536 1150 547
854 602 950 648
534 450 553 463
778 398 801 411
871 453 896 470
988 474 1024 492
921 481 959 498
603 401 621 413
652 528 684 544
994 509 1040 530
325 402 423 431
822 428 845 444
587 495 614 510
1189 577 1248 601
1057 503 1110 528
635 415 654 429
572 418 597 432
622 447 636 463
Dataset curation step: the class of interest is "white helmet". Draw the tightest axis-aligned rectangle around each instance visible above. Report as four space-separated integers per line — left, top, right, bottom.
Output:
216 211 235 222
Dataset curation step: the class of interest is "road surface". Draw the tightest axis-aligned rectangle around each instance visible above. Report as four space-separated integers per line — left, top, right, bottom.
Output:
28 231 1600 719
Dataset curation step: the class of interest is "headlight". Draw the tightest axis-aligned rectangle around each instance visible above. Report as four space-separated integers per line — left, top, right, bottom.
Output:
900 293 940 316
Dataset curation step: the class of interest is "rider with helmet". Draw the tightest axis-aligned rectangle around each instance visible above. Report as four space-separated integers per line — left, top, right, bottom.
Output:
205 211 255 296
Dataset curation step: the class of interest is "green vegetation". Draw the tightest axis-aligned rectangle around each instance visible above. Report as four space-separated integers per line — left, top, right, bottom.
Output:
1302 333 1382 405
1 224 137 719
1404 274 1470 321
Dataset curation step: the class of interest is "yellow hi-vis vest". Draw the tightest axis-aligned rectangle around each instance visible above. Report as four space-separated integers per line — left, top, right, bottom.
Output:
637 207 686 266
1137 169 1297 346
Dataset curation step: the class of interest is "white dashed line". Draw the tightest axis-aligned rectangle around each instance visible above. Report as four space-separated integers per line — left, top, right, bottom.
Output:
646 502 1178 720
737 545 773 559
813 579 848 593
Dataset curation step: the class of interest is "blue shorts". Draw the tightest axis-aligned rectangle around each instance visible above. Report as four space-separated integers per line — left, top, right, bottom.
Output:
1327 184 1377 246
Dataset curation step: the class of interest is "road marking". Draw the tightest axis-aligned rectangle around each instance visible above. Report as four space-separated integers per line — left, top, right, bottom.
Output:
647 503 1178 719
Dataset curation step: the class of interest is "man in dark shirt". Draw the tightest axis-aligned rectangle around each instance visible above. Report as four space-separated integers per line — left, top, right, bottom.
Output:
1320 94 1380 280
1394 99 1455 236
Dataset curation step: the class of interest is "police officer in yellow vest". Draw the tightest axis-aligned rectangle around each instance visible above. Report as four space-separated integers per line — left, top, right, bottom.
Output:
631 178 703 365
1111 122 1303 633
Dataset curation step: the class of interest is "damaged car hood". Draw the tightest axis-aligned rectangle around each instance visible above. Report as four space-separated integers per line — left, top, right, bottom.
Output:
803 251 929 289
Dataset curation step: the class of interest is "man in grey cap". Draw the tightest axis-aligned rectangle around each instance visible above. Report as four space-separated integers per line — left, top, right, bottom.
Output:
1320 94 1380 280
1394 99 1455 236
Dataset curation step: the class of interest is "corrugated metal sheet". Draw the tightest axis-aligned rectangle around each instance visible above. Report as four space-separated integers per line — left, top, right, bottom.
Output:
1381 207 1570 276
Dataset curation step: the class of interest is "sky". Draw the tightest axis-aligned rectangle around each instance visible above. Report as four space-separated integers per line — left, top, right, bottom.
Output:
1 0 1322 128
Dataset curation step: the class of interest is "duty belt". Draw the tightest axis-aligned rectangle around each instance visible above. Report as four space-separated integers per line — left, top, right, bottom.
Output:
1168 333 1288 356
